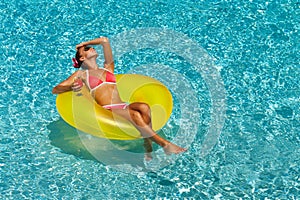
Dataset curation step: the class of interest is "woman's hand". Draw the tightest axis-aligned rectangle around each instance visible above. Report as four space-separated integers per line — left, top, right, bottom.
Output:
75 37 108 50
71 77 83 92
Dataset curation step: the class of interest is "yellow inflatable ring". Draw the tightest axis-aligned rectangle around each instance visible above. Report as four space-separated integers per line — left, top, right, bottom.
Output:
56 74 173 140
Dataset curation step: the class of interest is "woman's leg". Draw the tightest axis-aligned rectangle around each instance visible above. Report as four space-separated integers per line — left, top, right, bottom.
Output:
111 102 187 155
143 138 153 160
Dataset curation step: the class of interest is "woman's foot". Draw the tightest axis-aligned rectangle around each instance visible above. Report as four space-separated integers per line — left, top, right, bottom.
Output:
163 142 187 155
144 152 153 161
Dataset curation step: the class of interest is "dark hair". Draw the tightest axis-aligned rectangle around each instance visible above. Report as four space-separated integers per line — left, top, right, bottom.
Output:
75 51 83 67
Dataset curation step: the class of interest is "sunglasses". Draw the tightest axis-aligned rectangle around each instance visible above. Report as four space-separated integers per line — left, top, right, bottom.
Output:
84 46 92 51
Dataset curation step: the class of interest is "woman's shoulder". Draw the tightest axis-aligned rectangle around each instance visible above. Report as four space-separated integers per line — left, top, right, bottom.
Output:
95 68 112 73
74 70 86 78
103 62 114 73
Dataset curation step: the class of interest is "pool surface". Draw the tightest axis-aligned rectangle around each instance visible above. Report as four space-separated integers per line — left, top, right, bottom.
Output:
0 0 299 199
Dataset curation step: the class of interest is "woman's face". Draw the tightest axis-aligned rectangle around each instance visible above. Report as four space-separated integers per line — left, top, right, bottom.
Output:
79 46 98 60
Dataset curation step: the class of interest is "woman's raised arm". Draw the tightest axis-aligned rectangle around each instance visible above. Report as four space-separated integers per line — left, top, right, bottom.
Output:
76 37 114 72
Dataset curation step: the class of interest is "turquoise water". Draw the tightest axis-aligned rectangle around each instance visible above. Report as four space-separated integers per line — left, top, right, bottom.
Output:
1 0 299 199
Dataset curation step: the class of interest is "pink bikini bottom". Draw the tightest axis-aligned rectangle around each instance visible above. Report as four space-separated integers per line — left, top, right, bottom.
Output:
102 103 128 110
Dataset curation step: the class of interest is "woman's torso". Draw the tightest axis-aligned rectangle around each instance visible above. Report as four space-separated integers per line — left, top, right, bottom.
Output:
81 69 124 106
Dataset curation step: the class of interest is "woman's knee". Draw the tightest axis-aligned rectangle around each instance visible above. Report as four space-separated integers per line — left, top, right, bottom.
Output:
138 103 151 125
129 110 145 126
129 102 150 113
128 103 151 125
137 103 151 113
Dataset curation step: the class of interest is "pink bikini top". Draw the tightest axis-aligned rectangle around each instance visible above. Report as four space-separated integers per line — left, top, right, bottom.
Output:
86 69 116 92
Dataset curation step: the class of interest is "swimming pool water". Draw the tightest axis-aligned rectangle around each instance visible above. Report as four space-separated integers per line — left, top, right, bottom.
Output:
1 0 299 199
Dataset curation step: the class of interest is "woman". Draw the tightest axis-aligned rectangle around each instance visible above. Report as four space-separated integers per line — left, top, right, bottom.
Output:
52 36 186 159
